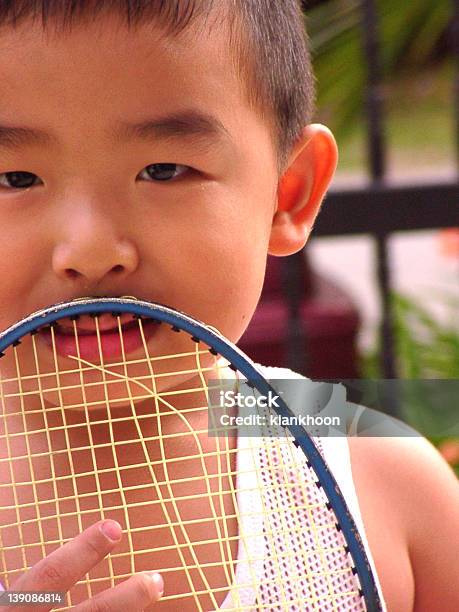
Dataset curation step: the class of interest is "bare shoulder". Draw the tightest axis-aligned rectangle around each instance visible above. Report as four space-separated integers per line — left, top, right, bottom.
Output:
348 434 459 611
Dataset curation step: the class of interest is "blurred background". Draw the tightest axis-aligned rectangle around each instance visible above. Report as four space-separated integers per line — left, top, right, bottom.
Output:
239 0 459 472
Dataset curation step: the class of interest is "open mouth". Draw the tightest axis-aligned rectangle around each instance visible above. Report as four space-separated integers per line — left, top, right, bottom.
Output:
37 314 159 361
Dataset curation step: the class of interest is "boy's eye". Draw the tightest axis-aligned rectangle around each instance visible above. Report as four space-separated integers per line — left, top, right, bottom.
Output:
0 171 43 190
137 163 189 182
0 165 191 190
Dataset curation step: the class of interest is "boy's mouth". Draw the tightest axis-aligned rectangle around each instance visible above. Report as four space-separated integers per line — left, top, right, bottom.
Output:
37 314 158 361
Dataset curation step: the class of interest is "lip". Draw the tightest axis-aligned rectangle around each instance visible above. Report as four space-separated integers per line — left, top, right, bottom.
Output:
37 317 159 361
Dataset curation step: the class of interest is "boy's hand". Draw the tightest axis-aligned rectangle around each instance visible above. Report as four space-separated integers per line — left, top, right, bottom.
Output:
0 520 164 612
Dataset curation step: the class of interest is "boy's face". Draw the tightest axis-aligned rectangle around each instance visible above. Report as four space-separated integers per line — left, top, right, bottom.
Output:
0 15 280 343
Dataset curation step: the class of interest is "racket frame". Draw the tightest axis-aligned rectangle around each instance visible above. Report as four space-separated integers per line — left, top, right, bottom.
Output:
0 297 382 611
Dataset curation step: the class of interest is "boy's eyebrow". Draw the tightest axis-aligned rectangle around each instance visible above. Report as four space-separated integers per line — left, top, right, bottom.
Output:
115 110 233 149
0 125 54 149
0 110 234 151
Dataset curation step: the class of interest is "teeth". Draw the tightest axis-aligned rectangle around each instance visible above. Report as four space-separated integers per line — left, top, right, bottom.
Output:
55 314 137 335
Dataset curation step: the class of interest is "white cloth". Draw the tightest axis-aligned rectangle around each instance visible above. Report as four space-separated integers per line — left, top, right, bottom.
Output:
218 364 387 611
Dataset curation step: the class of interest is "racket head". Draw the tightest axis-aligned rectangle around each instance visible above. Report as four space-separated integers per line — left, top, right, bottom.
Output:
0 297 382 611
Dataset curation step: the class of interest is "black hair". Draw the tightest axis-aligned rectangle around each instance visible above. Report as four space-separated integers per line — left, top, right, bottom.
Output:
0 0 315 175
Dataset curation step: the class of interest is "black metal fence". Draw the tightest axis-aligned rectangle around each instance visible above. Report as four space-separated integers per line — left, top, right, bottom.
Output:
290 0 459 381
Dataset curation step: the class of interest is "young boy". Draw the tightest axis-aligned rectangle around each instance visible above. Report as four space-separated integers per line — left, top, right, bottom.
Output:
0 1 457 610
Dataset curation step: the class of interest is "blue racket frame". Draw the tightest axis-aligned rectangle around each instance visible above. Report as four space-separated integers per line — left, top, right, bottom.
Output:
0 297 382 611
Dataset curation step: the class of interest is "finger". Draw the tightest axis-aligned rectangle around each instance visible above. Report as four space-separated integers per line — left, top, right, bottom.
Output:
5 520 122 612
73 572 164 612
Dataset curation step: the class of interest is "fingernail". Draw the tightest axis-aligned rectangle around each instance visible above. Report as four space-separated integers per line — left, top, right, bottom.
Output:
148 572 164 597
100 520 122 542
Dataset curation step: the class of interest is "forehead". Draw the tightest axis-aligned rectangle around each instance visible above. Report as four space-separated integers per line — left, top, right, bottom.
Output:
0 13 258 147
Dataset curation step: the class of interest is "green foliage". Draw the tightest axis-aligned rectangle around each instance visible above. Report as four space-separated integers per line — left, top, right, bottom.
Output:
305 0 452 139
392 292 459 379
360 291 459 475
361 291 459 378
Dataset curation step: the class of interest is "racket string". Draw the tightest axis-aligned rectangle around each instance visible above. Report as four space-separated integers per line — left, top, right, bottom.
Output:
0 310 369 611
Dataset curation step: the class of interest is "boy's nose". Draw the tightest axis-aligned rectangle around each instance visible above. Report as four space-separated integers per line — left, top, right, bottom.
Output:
51 206 139 286
52 239 139 285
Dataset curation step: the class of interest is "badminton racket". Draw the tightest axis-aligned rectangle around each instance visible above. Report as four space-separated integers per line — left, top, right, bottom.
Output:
0 297 383 610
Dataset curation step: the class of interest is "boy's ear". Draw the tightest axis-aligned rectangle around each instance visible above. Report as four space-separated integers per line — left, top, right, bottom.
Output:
268 124 338 256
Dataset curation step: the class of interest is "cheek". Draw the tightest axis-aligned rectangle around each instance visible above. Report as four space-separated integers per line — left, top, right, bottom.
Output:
157 219 270 341
0 220 50 329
